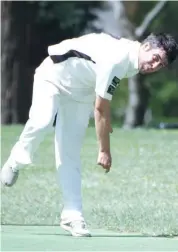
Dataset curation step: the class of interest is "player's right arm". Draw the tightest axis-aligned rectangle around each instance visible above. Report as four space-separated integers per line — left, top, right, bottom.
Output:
94 64 117 173
94 96 112 172
94 59 126 172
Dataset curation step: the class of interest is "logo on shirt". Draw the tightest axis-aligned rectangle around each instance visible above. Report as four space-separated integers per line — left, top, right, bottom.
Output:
107 76 120 95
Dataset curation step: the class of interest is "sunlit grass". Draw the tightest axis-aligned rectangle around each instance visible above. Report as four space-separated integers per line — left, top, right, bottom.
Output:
1 125 178 236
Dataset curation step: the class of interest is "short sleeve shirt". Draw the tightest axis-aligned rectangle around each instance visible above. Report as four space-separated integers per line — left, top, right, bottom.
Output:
39 33 140 102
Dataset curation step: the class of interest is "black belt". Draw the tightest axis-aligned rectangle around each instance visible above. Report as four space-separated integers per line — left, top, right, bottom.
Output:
50 50 95 64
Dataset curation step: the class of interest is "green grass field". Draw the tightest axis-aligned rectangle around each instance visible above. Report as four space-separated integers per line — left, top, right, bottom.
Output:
1 125 178 251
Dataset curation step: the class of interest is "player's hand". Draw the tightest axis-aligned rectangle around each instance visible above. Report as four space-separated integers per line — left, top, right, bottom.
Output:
109 125 113 133
97 151 112 173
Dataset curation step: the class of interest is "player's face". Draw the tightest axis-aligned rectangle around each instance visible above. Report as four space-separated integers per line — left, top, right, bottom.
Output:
138 42 167 74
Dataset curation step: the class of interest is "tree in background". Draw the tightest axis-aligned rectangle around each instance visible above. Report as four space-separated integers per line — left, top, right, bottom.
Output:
1 1 100 124
1 1 40 124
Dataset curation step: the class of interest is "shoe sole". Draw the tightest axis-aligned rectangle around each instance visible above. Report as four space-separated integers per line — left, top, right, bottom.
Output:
0 170 19 187
60 223 91 237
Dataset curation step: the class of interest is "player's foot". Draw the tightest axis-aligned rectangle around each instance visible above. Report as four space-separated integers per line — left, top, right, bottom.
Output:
0 162 19 187
60 219 91 237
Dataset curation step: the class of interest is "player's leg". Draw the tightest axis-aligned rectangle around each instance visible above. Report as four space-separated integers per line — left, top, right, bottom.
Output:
0 74 60 186
54 96 93 236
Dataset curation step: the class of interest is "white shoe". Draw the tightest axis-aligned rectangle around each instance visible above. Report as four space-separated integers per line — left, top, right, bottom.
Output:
0 162 19 187
60 219 91 237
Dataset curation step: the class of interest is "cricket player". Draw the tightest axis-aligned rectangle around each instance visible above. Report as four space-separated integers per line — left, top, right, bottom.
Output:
1 32 178 237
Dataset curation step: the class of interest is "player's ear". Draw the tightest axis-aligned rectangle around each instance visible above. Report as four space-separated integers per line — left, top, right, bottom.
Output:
142 42 151 52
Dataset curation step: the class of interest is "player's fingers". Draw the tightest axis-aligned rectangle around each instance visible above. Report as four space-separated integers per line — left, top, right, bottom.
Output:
104 163 111 173
105 168 110 173
103 162 111 170
97 158 111 170
105 162 111 172
110 128 113 133
97 161 107 169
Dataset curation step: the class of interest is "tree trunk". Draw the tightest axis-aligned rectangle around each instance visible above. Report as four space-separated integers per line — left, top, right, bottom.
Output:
1 1 16 123
124 75 150 128
1 1 28 124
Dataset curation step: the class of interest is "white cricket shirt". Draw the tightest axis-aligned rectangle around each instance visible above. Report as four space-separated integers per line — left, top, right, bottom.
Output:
35 33 140 103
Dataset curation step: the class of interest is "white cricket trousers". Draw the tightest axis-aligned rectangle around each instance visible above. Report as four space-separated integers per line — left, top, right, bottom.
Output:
6 73 93 222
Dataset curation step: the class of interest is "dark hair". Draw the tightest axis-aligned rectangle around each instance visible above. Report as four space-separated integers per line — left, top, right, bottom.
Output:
142 33 178 64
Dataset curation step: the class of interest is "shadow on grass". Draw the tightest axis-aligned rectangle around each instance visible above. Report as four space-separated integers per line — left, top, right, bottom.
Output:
35 233 177 238
1 224 177 238
35 233 151 238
